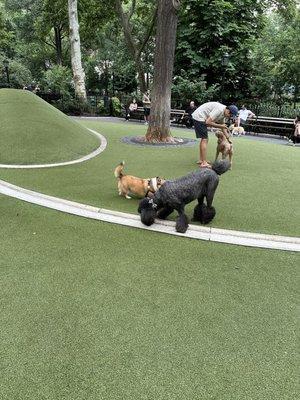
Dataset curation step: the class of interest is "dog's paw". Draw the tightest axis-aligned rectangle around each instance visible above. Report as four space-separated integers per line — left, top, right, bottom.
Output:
125 195 132 199
193 204 216 224
175 214 189 233
176 224 188 234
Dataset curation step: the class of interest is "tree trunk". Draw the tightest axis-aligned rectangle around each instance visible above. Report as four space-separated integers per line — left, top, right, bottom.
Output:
145 0 179 142
54 26 63 66
68 0 87 101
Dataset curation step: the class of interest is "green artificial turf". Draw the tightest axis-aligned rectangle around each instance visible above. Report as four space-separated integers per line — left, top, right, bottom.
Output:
0 195 298 400
0 118 299 237
0 89 99 164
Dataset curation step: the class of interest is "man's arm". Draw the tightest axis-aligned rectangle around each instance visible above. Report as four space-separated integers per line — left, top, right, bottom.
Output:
205 116 227 130
205 116 231 142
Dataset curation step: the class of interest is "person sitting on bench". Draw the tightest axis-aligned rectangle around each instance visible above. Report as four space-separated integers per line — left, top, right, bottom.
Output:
125 99 138 121
237 105 256 127
181 101 197 128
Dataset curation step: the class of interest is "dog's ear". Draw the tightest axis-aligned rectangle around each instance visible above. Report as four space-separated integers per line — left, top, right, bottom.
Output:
138 198 149 213
138 198 157 227
157 177 165 186
138 197 156 213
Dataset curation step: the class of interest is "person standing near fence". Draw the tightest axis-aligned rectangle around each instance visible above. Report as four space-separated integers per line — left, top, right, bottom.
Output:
192 102 238 168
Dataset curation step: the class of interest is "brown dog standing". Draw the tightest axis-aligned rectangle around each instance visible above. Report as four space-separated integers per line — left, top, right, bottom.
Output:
114 161 165 199
215 131 233 167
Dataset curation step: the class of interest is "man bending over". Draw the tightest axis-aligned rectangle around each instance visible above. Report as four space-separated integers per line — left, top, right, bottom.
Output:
192 102 238 168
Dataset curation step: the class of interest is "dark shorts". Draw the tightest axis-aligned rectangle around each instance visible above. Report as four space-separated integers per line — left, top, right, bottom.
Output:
193 119 208 139
144 107 150 116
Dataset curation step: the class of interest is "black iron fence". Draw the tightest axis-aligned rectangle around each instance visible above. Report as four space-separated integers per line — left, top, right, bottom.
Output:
247 102 299 119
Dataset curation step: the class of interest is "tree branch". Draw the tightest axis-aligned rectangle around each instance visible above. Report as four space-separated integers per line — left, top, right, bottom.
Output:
39 38 56 50
128 0 136 20
137 3 158 58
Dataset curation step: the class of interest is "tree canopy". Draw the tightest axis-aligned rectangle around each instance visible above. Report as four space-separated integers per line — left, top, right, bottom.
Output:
0 0 298 109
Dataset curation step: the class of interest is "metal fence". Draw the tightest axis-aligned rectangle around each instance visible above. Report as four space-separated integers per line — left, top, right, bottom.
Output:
248 102 299 119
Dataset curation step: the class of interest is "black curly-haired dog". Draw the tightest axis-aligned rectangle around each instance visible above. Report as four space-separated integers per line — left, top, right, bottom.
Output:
138 160 230 233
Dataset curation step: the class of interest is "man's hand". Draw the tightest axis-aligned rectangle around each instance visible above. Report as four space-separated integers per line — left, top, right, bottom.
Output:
222 127 232 144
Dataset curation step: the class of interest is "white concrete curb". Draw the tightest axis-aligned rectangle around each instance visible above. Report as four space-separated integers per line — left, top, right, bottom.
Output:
0 129 106 169
0 179 299 252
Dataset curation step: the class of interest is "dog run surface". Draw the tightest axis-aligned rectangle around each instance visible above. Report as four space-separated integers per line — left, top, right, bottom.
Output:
0 98 299 399
1 196 298 400
1 117 299 238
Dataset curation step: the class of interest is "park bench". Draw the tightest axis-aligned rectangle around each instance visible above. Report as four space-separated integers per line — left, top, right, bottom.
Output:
124 106 190 126
244 116 294 139
124 106 145 121
123 108 295 138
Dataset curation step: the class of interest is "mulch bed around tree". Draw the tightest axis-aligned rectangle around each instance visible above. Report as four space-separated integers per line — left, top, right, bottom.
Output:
121 135 198 147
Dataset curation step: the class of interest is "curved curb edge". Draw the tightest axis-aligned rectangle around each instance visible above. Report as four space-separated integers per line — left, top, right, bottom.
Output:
0 179 299 252
0 129 107 169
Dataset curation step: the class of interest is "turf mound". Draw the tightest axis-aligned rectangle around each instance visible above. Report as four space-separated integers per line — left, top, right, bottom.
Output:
0 89 100 164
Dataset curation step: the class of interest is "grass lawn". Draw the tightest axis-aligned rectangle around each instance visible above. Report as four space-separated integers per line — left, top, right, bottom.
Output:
0 99 299 399
0 195 298 400
0 89 99 164
1 118 299 237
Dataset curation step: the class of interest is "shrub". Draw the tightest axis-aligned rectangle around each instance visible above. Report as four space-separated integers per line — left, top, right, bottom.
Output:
111 96 122 116
0 57 32 88
54 97 92 115
41 65 73 99
97 100 108 115
172 76 219 107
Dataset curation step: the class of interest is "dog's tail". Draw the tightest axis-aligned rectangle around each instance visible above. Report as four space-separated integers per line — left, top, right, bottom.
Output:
211 160 231 175
114 161 125 178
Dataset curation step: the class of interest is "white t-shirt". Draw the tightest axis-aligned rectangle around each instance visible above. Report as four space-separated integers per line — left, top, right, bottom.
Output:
129 103 137 111
239 109 252 121
192 102 226 123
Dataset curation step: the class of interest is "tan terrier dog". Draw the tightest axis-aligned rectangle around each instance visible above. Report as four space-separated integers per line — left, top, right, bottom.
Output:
114 161 165 199
215 131 233 168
